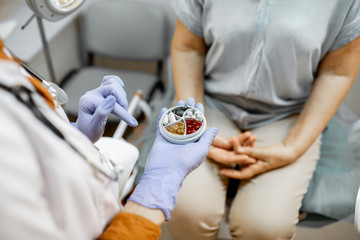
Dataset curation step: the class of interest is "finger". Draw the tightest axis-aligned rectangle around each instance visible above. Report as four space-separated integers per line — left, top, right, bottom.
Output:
212 134 232 150
185 97 195 107
208 147 256 165
220 163 263 180
195 102 204 114
235 131 252 145
155 126 161 137
230 137 241 151
100 84 129 111
176 100 185 106
237 146 266 159
102 75 124 88
157 107 168 135
242 135 256 147
78 92 101 114
158 107 168 122
198 127 218 145
112 103 138 127
219 169 244 180
92 95 116 125
156 108 168 138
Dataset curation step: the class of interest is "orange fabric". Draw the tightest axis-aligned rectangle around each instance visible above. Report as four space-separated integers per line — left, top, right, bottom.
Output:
98 212 161 240
0 39 55 109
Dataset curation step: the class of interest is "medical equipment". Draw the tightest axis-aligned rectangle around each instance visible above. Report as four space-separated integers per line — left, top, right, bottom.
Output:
21 61 69 105
23 0 85 83
25 0 84 22
159 105 207 144
42 80 68 105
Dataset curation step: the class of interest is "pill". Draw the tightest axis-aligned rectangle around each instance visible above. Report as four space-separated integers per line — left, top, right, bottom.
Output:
166 122 185 135
186 111 193 116
185 118 202 134
168 112 176 123
162 114 169 125
173 109 185 116
196 115 203 121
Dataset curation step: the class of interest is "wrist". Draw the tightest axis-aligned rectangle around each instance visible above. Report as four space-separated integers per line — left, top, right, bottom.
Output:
128 170 184 220
123 201 165 225
283 138 304 161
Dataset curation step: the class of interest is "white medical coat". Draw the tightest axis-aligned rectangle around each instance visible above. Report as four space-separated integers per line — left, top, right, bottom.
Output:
0 60 120 239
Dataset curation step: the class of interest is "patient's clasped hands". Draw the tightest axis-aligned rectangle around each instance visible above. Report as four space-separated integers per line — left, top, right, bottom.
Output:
210 133 298 180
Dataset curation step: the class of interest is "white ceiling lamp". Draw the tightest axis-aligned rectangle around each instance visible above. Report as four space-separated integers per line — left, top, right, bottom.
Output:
26 0 84 22
22 0 85 83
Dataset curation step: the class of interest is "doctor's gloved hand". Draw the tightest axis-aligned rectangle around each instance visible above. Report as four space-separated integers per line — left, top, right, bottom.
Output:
73 75 138 143
128 98 218 220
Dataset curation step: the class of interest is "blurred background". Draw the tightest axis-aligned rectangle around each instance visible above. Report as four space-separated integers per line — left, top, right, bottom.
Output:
0 1 359 239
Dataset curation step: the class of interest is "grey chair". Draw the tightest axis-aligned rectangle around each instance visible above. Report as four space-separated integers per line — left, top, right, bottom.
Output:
61 0 170 120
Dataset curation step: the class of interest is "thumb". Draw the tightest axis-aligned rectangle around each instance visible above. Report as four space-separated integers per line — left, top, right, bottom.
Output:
156 108 168 137
92 95 116 125
198 127 218 145
158 107 168 122
237 146 262 158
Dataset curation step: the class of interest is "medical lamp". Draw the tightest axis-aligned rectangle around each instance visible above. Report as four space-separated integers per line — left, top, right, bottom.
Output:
23 0 85 83
25 0 84 22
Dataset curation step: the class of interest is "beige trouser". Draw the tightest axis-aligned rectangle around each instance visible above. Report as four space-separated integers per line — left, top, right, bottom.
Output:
167 107 321 240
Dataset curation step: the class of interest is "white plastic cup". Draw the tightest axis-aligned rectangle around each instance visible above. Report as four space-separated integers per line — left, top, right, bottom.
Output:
159 105 207 144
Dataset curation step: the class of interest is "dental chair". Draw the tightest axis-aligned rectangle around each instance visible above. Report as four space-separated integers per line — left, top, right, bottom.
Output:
61 0 170 121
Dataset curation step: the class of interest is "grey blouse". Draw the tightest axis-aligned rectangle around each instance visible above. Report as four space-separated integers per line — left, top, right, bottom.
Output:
171 0 360 129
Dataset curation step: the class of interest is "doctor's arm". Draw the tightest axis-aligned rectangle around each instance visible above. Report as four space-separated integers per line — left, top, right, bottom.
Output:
221 35 360 179
99 101 218 240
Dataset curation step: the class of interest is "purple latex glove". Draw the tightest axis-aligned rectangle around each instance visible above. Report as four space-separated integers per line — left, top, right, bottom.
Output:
73 75 138 142
128 98 218 220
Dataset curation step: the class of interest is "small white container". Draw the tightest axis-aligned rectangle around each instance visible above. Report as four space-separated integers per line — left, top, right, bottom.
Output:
159 105 207 144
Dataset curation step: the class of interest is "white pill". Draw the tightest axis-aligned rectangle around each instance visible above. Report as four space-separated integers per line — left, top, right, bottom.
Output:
162 114 169 125
186 110 193 116
196 115 203 121
169 112 176 123
191 114 196 118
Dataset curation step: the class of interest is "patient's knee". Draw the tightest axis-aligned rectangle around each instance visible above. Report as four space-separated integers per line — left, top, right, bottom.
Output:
229 210 296 240
168 202 225 239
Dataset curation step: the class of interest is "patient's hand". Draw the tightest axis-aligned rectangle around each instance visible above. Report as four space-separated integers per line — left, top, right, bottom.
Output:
220 141 297 179
208 131 256 166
